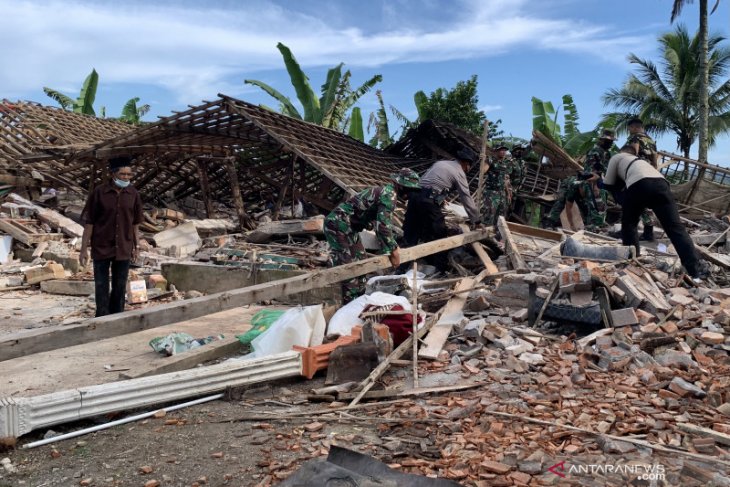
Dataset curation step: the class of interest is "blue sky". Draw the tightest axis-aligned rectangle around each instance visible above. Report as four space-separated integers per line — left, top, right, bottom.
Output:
2 0 729 165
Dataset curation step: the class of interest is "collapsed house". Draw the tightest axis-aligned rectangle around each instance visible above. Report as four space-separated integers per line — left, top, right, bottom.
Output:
1 98 729 485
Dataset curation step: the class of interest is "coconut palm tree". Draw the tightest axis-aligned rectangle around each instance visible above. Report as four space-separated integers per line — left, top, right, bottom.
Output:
671 0 721 164
602 25 730 161
245 42 381 139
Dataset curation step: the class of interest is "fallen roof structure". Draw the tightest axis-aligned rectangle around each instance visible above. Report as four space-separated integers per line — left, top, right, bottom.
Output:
0 100 134 194
388 120 560 197
36 95 429 227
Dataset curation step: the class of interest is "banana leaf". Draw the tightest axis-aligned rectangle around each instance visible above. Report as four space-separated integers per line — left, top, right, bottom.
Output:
414 91 428 121
121 97 140 123
42 88 74 110
563 130 598 158
244 79 302 119
348 107 364 142
562 94 580 139
531 96 561 143
75 68 98 115
319 63 344 127
343 74 383 109
276 42 320 122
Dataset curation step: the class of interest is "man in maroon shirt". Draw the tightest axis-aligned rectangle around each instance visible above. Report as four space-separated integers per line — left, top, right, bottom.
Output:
80 157 144 316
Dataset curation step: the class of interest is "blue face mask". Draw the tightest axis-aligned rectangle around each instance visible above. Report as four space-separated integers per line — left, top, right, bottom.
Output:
113 178 130 189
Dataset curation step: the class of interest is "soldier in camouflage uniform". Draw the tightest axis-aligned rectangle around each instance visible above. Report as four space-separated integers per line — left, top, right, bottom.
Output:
543 176 591 230
625 117 658 240
324 168 421 303
481 145 513 226
578 129 616 229
506 145 526 218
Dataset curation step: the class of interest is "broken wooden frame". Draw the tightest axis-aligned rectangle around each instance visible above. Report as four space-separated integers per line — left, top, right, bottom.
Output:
50 95 426 221
0 229 491 362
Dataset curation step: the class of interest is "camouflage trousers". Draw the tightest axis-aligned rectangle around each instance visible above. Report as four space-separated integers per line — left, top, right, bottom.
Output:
546 177 586 224
324 212 366 303
481 189 509 226
578 182 607 229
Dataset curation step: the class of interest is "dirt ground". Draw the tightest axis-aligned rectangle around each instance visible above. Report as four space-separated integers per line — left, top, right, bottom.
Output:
0 377 379 487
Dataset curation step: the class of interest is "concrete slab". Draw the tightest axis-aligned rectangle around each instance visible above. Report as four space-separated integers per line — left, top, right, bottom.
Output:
0 305 280 398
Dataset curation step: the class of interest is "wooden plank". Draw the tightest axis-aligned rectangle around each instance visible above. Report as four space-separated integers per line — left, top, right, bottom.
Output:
8 193 84 238
0 219 63 245
459 224 498 274
497 216 527 271
677 423 730 446
119 338 244 379
560 204 584 231
247 217 324 244
0 229 491 362
695 244 730 269
506 221 563 242
419 269 489 360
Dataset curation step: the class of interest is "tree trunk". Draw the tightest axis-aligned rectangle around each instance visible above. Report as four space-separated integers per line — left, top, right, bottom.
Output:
685 0 710 204
698 0 709 166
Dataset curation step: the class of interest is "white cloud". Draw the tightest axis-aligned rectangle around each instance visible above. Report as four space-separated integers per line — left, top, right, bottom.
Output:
0 0 651 104
480 104 503 113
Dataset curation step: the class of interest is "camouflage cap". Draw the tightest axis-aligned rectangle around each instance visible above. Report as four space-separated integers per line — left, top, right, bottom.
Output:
391 168 421 189
599 129 617 141
494 145 509 151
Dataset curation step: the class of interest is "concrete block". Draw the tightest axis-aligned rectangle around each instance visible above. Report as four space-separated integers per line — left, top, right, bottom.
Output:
153 222 201 258
669 294 695 307
40 279 94 296
611 308 639 327
24 262 65 285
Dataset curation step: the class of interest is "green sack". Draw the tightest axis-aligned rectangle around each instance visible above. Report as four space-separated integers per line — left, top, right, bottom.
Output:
236 309 286 345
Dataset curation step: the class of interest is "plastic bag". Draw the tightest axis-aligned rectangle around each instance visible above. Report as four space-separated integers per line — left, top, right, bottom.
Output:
327 292 411 337
236 309 286 345
149 332 225 356
245 305 326 359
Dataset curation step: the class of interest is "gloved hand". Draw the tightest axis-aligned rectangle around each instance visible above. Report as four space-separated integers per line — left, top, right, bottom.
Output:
469 221 485 231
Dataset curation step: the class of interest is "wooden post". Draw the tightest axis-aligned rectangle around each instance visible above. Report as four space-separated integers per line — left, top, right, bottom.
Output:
497 216 527 271
225 160 253 231
196 160 215 218
411 262 419 389
271 182 289 221
459 223 499 274
475 119 490 209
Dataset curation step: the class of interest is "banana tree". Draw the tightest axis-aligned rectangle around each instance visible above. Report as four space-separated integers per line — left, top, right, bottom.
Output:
43 69 99 115
532 95 599 158
367 91 395 148
245 43 382 132
119 97 151 124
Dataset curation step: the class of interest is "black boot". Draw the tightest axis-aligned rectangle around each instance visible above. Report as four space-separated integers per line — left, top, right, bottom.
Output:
640 225 654 242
